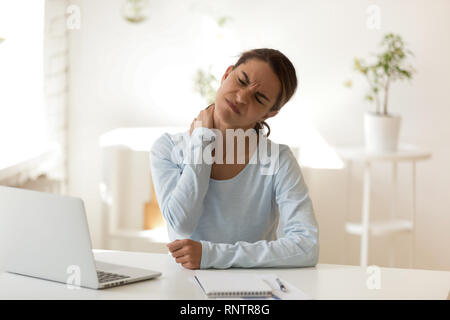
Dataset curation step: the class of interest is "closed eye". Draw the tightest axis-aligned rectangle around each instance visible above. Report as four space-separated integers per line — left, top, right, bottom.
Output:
238 78 263 104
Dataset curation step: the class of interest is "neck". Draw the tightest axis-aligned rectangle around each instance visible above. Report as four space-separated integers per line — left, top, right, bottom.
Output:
212 106 259 163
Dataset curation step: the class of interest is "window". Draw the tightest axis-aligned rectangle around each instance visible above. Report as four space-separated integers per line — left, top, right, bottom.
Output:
0 0 47 170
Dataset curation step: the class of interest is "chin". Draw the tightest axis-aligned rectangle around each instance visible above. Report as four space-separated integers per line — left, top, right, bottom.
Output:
216 100 232 120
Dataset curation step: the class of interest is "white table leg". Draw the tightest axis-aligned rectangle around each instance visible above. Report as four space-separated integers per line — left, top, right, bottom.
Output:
343 160 353 265
360 161 371 267
411 161 416 268
389 161 398 267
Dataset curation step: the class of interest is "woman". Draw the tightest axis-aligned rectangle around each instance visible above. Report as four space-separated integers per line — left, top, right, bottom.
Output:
150 48 319 269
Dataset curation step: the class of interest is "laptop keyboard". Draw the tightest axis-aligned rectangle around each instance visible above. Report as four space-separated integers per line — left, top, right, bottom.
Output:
97 270 130 283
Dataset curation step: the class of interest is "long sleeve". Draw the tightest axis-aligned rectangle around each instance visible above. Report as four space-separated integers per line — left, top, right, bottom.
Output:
150 127 215 238
199 147 319 269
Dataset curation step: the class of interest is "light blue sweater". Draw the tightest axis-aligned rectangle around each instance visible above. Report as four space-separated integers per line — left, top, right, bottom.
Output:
150 127 319 269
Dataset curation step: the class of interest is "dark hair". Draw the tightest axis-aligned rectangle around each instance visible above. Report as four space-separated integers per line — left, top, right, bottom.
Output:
232 48 298 136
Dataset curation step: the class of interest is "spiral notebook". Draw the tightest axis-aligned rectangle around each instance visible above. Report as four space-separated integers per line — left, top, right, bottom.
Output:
194 271 273 298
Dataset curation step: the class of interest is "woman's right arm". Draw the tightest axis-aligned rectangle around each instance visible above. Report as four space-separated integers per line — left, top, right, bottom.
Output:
150 106 216 238
150 128 214 238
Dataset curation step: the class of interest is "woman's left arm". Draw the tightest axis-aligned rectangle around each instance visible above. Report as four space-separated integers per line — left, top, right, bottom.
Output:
199 146 319 269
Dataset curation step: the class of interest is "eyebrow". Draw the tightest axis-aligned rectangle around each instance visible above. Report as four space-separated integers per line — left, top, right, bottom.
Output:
241 71 271 103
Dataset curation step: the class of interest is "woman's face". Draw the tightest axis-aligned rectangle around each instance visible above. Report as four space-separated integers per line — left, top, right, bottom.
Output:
214 59 281 130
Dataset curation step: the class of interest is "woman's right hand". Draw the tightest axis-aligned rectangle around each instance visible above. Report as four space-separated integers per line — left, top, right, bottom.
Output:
189 104 215 135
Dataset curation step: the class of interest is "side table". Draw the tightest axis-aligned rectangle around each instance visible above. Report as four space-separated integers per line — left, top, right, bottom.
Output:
337 145 431 268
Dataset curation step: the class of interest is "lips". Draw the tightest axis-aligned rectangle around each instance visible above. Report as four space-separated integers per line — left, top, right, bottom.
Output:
226 99 240 114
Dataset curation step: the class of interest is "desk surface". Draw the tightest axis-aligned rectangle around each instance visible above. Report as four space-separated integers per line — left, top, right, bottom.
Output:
1 250 449 300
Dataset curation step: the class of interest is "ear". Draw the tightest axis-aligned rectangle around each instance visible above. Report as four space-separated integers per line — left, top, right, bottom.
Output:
261 110 279 121
220 65 234 85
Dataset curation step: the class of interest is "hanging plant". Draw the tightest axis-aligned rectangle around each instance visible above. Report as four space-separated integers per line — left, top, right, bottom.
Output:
122 0 149 23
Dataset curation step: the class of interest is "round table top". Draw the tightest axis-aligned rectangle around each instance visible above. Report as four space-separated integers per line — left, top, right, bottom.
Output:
336 145 432 162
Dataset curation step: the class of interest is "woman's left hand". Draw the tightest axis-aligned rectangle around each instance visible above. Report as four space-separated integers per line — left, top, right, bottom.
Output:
167 239 202 270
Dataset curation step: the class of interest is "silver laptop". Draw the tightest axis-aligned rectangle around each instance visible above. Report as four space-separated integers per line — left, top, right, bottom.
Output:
0 186 161 289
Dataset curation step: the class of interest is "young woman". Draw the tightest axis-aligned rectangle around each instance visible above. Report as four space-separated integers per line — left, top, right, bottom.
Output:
150 48 319 270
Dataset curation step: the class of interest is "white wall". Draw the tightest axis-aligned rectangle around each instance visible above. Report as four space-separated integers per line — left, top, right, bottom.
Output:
68 0 450 270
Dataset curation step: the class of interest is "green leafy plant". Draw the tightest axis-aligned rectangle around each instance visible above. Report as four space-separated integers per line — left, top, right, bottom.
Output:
193 65 218 105
216 16 233 27
345 33 415 115
192 15 232 104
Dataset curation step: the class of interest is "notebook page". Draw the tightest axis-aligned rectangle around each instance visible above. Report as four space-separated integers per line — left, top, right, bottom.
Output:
194 271 273 298
258 273 313 300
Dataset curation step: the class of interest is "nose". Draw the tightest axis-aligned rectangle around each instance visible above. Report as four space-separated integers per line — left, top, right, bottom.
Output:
236 87 252 104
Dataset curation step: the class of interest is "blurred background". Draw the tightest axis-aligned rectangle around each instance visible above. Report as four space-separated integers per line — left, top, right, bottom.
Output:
0 0 449 271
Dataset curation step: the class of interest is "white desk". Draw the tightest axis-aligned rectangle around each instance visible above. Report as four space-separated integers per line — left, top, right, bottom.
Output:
0 250 448 300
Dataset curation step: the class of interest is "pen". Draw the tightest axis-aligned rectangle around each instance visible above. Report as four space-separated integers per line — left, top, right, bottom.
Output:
275 277 287 292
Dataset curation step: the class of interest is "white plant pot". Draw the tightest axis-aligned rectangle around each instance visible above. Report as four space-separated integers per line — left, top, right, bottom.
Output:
364 112 401 153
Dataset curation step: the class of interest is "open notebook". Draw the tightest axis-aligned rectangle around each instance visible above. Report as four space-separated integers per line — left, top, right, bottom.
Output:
194 271 273 298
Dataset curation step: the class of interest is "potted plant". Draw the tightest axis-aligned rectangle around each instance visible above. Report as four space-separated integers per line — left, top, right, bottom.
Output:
346 33 415 152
